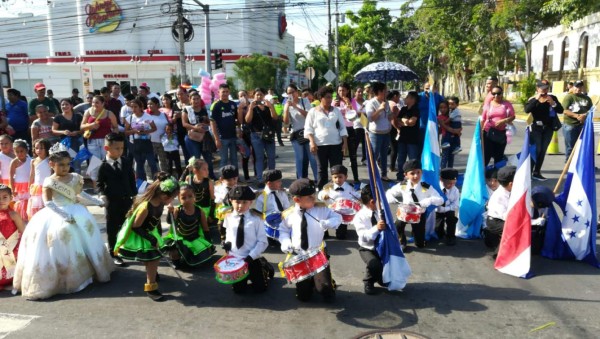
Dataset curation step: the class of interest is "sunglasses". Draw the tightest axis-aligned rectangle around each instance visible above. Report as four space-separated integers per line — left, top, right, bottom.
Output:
491 92 503 96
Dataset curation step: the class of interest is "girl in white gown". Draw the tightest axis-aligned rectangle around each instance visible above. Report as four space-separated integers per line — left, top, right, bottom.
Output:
13 144 114 300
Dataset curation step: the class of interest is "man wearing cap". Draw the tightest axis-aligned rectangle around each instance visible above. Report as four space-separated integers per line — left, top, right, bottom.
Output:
28 83 58 122
524 79 564 181
484 166 515 255
70 88 84 106
561 80 593 160
139 82 159 100
46 89 61 114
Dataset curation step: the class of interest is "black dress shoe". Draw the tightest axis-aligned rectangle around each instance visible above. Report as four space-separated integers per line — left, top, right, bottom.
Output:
112 256 128 267
147 289 164 301
364 282 376 295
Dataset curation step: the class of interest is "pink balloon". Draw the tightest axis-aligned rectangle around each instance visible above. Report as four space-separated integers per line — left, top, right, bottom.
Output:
214 73 226 80
202 78 212 85
209 83 218 92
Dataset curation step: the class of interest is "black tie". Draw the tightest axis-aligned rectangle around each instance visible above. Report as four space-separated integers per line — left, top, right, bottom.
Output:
442 188 447 207
272 191 284 212
300 209 309 250
335 187 344 191
372 211 381 246
410 188 419 203
236 214 245 249
113 160 120 171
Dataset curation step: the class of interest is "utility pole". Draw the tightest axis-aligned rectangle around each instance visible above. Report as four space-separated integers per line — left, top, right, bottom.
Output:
327 0 332 72
177 0 187 84
334 0 340 86
190 0 211 75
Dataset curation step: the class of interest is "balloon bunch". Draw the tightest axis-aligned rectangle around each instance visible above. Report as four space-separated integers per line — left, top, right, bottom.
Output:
198 69 227 106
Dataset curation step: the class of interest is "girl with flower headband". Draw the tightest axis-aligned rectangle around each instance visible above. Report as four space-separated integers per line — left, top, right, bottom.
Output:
114 172 179 301
13 145 112 300
9 139 31 221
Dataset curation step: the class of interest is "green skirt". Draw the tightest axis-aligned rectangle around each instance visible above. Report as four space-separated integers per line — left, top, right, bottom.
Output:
163 231 215 266
116 227 164 262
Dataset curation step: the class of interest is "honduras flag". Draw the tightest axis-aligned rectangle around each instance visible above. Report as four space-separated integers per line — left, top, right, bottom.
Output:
554 110 599 267
456 118 489 239
365 136 411 290
421 91 444 239
494 127 532 278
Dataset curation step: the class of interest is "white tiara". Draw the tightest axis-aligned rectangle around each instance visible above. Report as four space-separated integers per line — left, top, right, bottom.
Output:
49 142 69 155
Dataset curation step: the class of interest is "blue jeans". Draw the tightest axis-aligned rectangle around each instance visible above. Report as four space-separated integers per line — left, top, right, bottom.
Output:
563 123 583 161
184 136 216 180
291 140 318 181
368 132 390 177
87 138 107 181
219 137 238 169
132 139 158 181
250 132 276 180
396 143 420 180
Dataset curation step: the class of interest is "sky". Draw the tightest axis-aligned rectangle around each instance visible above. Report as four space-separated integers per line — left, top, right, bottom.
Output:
0 0 407 54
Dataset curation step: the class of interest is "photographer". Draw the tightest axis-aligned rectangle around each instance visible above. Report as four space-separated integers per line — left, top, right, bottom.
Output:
245 88 278 182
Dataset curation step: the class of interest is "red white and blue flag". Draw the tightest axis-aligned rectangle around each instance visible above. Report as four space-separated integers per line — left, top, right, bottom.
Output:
494 127 532 278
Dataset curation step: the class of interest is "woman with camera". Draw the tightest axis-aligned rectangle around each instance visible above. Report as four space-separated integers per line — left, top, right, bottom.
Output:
245 88 278 182
283 84 317 181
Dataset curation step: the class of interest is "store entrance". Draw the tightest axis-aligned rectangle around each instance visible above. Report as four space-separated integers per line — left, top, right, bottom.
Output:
106 81 132 95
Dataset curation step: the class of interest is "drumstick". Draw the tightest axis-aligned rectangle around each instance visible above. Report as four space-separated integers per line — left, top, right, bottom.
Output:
157 248 189 287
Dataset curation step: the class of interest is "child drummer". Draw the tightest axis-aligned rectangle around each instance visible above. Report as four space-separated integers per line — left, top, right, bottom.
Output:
317 165 360 239
435 168 460 246
222 185 271 293
279 178 342 302
215 165 239 241
385 160 443 250
255 169 290 244
353 184 386 295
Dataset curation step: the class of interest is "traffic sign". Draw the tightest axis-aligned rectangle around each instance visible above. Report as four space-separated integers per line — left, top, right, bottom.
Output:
324 69 336 83
305 67 315 79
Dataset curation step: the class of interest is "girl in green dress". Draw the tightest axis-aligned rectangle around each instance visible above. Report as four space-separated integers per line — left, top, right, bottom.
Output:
114 172 179 301
163 184 215 267
183 158 215 225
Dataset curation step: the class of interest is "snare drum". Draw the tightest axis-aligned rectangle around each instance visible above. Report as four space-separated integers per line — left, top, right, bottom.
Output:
331 198 361 223
214 255 249 284
282 248 329 283
345 110 358 121
396 203 425 224
264 212 282 239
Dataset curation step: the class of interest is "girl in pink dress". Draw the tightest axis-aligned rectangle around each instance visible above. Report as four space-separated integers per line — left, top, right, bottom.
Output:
28 139 52 219
0 185 25 289
9 140 31 222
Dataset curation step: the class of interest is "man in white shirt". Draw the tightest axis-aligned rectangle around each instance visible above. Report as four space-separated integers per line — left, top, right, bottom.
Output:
483 166 515 255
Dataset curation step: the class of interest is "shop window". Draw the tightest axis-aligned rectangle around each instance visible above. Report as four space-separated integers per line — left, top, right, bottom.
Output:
561 37 569 71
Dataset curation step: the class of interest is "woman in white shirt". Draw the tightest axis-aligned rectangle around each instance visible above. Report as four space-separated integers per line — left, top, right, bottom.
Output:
283 84 317 181
304 86 348 189
124 98 158 181
147 97 170 173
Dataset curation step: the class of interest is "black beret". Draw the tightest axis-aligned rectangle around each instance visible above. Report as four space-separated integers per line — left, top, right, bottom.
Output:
263 169 282 182
289 178 316 196
330 165 348 176
221 165 239 179
497 166 516 183
441 168 459 180
531 186 554 208
228 185 256 201
403 159 422 173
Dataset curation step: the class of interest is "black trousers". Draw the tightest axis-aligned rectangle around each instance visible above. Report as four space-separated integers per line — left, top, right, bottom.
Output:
105 196 133 256
166 150 183 179
483 217 505 250
395 215 426 248
389 129 399 170
359 248 383 285
483 131 507 166
295 264 335 302
232 258 268 293
316 143 343 189
355 127 366 162
435 211 458 240
345 127 359 182
530 124 553 174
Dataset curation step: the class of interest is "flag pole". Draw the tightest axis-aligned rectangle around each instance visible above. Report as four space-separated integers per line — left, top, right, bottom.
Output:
365 135 384 218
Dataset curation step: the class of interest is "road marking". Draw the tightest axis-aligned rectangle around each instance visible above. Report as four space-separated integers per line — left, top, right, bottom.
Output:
0 313 40 339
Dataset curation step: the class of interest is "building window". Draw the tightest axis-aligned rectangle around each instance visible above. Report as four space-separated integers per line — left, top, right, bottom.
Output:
561 37 570 71
578 32 588 68
545 41 554 72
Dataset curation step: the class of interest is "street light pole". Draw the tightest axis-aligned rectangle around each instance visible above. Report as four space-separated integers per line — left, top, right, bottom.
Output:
334 0 340 86
177 0 187 84
189 0 211 75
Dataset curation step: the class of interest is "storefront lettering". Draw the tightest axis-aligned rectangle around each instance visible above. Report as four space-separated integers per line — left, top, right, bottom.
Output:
55 51 72 56
201 49 232 54
85 0 123 33
147 49 163 55
86 50 127 55
6 53 28 58
103 74 129 78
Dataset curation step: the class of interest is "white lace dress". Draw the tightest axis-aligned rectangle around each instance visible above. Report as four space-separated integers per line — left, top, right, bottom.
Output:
13 173 114 300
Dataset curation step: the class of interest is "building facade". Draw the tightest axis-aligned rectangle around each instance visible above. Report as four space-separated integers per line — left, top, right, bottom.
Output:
531 12 600 95
1 0 301 98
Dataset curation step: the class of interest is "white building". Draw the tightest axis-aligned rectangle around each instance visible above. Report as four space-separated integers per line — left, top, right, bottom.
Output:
531 12 600 95
1 0 301 98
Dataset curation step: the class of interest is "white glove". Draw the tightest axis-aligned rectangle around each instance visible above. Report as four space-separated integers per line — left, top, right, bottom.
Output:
280 241 294 254
532 217 546 226
45 201 75 223
319 219 330 231
78 190 105 207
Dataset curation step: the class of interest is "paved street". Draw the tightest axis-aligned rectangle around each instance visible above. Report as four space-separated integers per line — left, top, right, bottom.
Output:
2 107 600 339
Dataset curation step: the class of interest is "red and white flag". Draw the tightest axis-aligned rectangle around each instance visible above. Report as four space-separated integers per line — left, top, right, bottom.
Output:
494 128 532 278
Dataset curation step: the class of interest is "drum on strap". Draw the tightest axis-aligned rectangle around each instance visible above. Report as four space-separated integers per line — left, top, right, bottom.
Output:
345 110 358 122
214 255 249 284
331 198 361 223
396 203 425 224
281 248 329 284
264 212 282 239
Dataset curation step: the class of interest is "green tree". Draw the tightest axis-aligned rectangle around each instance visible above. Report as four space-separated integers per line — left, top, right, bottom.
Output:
295 45 330 91
541 0 600 25
233 53 288 92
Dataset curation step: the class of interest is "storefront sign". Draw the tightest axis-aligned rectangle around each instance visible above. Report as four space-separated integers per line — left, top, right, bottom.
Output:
201 49 232 54
55 51 72 56
6 53 28 58
85 50 127 55
148 49 164 55
103 74 129 78
86 0 124 33
278 13 287 39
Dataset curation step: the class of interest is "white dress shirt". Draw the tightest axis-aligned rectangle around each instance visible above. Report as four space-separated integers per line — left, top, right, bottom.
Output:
317 181 360 203
436 183 460 213
215 183 232 204
279 204 342 254
385 180 444 208
255 187 291 216
487 185 510 220
304 106 348 146
354 206 381 250
224 210 268 260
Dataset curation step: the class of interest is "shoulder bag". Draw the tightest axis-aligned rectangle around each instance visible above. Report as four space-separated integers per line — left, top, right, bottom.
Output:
254 107 275 143
186 106 206 142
